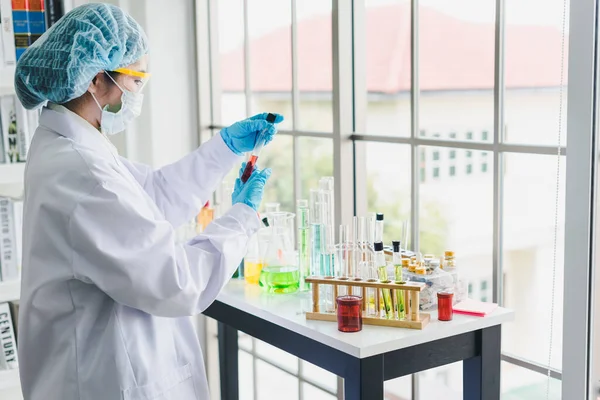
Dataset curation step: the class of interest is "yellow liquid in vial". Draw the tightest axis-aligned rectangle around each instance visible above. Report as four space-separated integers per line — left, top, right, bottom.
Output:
244 261 264 285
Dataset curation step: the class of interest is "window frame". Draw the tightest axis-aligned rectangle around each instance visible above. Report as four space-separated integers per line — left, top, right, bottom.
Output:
196 0 594 398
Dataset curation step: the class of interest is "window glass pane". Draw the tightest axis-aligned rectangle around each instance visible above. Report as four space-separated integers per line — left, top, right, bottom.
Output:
297 0 333 132
501 362 561 399
255 340 298 373
299 137 333 200
417 363 462 399
301 383 335 400
248 0 293 131
218 0 247 125
256 359 299 400
219 135 293 213
502 154 565 369
258 135 294 212
384 375 412 399
364 143 411 244
419 1 495 142
239 350 254 400
419 146 493 298
364 0 411 137
239 333 253 352
504 0 569 146
300 361 337 394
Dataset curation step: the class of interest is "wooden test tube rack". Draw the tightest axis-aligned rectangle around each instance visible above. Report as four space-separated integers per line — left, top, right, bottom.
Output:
305 276 430 330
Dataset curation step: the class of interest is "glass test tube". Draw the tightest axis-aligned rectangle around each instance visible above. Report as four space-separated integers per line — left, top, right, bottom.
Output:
241 113 276 183
319 177 335 277
309 189 323 276
366 212 377 258
319 180 336 312
375 213 384 243
374 242 393 319
392 240 406 320
297 200 310 291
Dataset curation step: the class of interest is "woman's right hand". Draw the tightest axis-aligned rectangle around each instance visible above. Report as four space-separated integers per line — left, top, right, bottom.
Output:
231 162 272 211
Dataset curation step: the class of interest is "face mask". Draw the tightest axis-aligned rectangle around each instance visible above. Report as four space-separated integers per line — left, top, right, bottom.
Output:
90 72 144 136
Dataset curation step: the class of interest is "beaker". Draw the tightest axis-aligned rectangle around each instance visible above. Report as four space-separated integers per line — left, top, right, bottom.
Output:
265 202 280 214
259 212 299 294
244 232 264 285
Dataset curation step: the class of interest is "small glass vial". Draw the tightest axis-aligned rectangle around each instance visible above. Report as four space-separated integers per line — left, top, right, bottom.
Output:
336 295 363 332
416 266 426 275
408 263 417 273
443 251 456 272
437 290 454 321
401 258 410 269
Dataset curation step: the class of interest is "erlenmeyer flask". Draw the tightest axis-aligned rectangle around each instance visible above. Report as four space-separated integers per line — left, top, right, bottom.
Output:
259 212 299 294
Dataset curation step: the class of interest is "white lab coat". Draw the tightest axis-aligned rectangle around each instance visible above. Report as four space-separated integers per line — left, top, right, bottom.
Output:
18 104 259 400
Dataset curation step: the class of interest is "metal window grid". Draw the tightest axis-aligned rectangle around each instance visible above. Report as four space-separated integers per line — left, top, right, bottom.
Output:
195 0 597 398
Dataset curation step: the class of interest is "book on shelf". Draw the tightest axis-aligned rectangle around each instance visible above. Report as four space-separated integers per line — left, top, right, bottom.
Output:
0 95 17 163
12 0 45 60
0 301 18 370
0 197 18 282
0 94 38 163
0 0 16 67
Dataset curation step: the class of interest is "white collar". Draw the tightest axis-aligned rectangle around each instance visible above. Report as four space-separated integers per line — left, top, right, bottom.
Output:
43 103 119 157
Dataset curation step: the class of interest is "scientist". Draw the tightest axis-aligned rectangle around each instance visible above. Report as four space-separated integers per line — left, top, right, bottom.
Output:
14 4 281 400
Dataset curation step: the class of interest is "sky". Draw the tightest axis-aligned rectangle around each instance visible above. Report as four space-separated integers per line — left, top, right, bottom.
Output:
217 0 570 52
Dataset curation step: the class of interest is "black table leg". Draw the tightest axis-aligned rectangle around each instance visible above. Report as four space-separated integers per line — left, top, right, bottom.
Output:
218 322 239 400
343 354 384 400
463 326 501 400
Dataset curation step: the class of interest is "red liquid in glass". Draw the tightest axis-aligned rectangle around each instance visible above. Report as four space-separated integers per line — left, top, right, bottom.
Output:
241 155 258 183
336 295 363 332
437 291 454 321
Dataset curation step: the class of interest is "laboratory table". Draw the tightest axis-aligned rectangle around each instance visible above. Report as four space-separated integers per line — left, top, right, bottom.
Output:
203 281 514 400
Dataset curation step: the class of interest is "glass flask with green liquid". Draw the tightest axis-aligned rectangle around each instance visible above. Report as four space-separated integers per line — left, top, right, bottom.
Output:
259 212 299 294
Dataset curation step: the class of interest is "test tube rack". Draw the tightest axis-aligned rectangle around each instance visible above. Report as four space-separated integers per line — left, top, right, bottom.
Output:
305 276 430 330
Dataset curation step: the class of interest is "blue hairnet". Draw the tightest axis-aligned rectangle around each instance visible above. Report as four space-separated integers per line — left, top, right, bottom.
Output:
15 3 149 110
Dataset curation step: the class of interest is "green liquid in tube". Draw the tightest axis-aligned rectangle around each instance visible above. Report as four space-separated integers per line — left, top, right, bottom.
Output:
394 264 405 319
378 265 394 319
298 227 310 291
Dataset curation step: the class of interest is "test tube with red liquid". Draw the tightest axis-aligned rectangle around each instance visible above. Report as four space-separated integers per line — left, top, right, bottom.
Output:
241 113 277 183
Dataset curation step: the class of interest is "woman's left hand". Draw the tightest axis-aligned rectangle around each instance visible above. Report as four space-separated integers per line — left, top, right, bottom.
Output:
220 113 284 155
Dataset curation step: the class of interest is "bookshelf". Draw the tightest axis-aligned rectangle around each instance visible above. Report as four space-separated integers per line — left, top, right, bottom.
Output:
0 279 20 303
0 163 25 199
0 369 20 392
0 66 15 95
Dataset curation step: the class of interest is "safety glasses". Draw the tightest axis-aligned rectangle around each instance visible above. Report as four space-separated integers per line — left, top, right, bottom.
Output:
113 67 151 92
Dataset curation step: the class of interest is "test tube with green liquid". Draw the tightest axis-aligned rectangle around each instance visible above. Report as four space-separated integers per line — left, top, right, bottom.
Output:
297 200 310 291
374 241 393 319
392 240 405 320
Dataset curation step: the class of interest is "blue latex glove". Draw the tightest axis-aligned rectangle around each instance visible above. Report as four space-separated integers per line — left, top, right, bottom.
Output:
220 113 285 155
232 162 272 211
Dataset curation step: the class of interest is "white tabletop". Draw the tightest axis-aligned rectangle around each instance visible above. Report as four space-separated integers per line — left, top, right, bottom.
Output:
216 280 515 359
